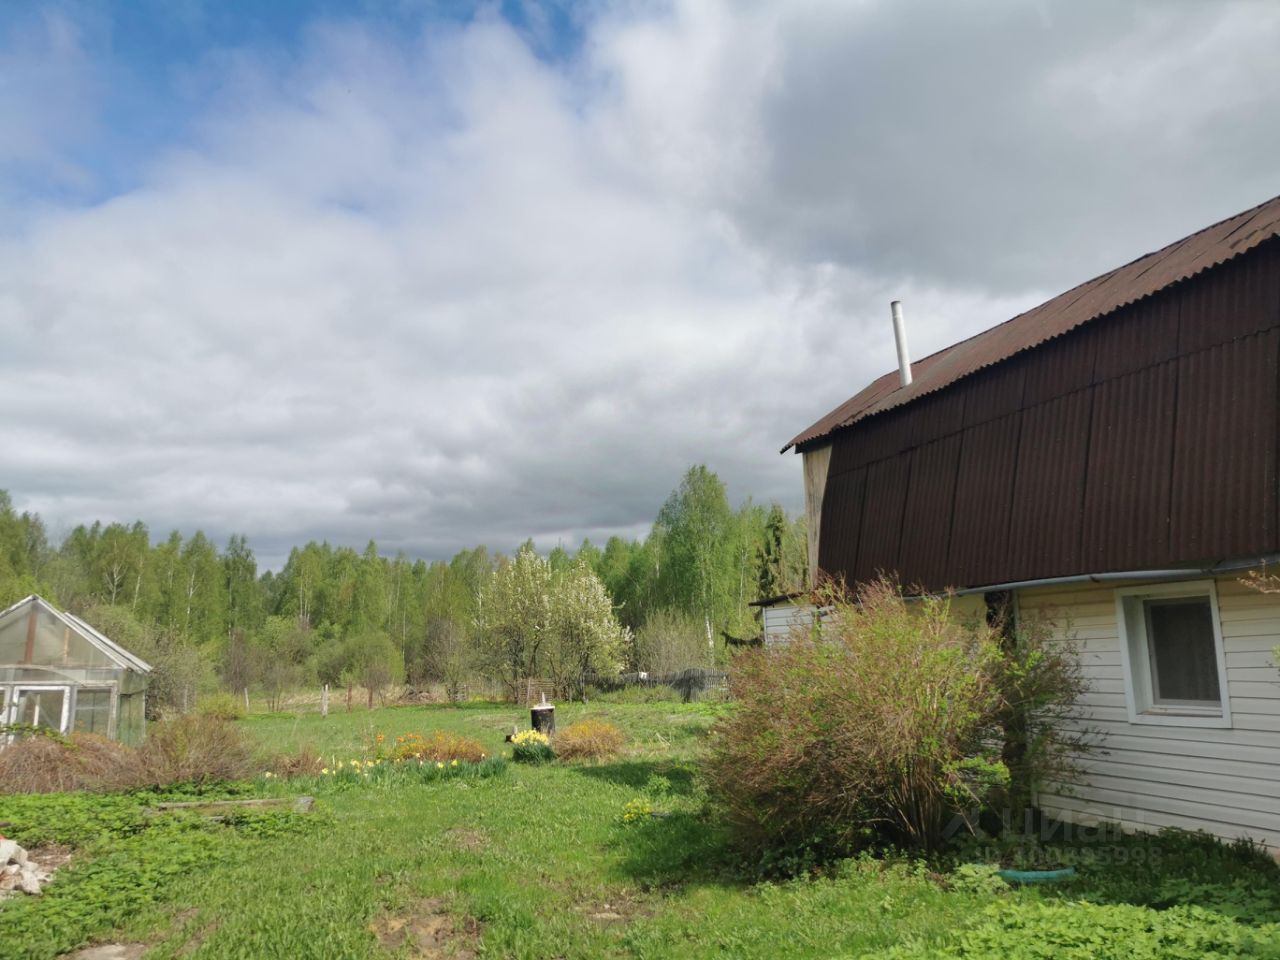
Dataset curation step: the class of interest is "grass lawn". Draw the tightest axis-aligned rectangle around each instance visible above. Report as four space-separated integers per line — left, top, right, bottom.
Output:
3 699 1280 958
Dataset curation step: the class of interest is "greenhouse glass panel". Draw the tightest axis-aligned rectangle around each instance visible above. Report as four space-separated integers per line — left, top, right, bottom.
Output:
0 606 112 670
117 693 145 745
73 688 114 736
14 687 68 731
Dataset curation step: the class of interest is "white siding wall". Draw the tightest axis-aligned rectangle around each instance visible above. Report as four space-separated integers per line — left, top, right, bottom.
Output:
762 603 816 646
1022 576 1280 852
761 594 986 647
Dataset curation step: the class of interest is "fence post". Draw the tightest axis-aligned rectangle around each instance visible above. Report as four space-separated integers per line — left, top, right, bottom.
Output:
243 688 250 714
321 684 329 718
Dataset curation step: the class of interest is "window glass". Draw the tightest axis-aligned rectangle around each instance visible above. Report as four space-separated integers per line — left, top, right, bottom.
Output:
15 688 66 731
1144 597 1220 705
73 688 113 736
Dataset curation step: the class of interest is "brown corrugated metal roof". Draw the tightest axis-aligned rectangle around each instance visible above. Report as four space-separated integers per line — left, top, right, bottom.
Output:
785 193 1280 452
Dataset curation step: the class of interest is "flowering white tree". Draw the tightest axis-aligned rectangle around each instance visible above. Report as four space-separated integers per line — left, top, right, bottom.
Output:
475 546 553 698
477 547 629 698
545 558 630 697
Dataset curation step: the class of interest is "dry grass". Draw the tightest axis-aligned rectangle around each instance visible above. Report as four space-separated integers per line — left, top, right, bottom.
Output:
267 746 325 779
390 731 489 764
0 716 256 794
0 733 136 794
553 718 625 761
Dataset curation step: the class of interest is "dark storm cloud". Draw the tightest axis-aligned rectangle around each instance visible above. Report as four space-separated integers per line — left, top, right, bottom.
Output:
737 1 1280 293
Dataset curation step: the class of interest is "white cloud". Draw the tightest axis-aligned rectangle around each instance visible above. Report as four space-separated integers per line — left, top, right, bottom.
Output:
2 1 1278 565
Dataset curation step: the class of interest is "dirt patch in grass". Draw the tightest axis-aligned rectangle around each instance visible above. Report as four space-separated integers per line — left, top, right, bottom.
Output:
576 893 649 926
371 898 481 958
169 906 221 957
444 827 488 851
64 945 148 960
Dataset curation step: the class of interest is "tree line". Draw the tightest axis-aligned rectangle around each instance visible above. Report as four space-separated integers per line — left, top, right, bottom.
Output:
0 465 807 710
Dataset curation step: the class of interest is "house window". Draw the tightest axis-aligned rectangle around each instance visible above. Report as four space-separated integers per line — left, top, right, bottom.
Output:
1116 581 1230 727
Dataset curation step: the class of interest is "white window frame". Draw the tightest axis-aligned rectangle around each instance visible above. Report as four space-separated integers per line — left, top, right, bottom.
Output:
5 683 73 734
1114 580 1231 728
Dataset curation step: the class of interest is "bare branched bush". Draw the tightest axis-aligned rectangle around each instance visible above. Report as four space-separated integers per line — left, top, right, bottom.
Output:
0 717 256 794
0 731 142 793
633 609 710 675
133 715 256 786
987 606 1092 815
704 578 1088 858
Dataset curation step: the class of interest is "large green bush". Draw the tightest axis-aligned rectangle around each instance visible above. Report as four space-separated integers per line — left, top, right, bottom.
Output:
705 579 1084 858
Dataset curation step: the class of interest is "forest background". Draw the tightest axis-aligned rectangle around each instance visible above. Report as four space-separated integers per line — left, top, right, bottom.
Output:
0 465 806 711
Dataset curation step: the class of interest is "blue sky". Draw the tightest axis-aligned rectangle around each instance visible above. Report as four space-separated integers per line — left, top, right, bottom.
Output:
3 1 1280 566
1 1 584 207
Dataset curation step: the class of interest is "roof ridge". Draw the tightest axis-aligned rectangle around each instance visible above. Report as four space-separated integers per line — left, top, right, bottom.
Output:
785 192 1280 452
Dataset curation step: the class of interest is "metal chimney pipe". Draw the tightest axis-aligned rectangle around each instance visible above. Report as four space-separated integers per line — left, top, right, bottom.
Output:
890 300 912 387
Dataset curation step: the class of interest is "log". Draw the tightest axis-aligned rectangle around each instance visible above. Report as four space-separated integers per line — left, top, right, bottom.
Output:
146 796 314 817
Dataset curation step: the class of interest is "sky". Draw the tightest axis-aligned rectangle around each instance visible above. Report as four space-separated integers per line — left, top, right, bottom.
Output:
3 0 1280 568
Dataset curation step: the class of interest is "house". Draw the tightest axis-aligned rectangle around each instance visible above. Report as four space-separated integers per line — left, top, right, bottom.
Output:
772 194 1280 851
0 595 151 744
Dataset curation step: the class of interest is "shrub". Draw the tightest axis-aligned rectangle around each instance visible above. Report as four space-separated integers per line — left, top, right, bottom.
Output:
197 692 246 721
633 608 710 676
985 605 1091 816
0 720 256 795
705 578 1012 857
0 730 137 794
555 718 625 761
389 731 488 764
133 715 256 786
510 729 555 763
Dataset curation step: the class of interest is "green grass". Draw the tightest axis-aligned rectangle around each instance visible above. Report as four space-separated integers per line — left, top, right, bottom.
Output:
2 701 1280 958
240 699 728 762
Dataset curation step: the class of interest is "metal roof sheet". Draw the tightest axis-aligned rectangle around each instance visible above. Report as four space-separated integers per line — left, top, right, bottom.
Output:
785 194 1280 452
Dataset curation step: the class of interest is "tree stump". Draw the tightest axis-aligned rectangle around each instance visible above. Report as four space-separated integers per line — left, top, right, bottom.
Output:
530 699 555 737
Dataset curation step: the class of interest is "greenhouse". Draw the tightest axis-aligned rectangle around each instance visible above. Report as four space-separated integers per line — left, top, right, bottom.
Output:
0 595 151 744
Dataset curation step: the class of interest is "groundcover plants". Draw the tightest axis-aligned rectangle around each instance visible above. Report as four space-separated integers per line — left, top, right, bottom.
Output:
1 702 1279 959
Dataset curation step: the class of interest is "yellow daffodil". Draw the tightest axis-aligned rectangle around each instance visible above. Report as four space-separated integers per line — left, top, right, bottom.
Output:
436 761 444 769
450 759 458 767
321 767 330 774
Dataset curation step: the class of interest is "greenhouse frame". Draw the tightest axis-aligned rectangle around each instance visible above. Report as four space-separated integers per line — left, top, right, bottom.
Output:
0 595 151 744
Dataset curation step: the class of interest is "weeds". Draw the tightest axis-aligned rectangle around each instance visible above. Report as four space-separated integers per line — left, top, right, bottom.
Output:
555 718 625 761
